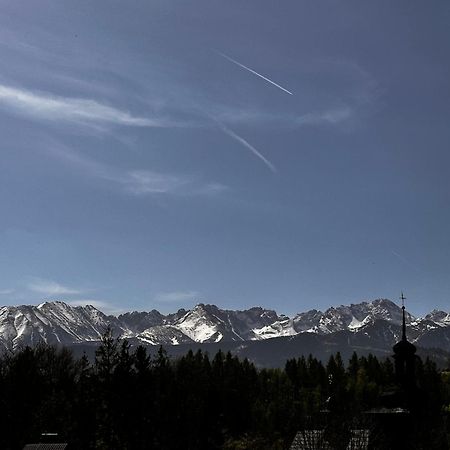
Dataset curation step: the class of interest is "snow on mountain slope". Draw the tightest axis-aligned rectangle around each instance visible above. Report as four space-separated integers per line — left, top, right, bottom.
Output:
136 325 193 345
0 299 448 350
118 310 165 333
423 310 450 326
253 316 297 339
174 304 286 342
292 299 415 335
228 306 280 340
175 304 241 343
0 301 120 349
293 309 323 332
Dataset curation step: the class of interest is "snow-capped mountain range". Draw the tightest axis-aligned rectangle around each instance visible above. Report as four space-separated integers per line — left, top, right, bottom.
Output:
1 299 450 352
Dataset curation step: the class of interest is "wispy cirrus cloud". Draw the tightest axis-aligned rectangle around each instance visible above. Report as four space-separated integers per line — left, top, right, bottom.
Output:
0 289 14 295
124 171 229 196
28 278 82 296
205 55 379 130
0 73 366 138
208 103 355 129
296 106 353 126
67 299 125 315
46 143 229 197
0 84 181 128
312 57 380 104
154 290 200 303
123 171 191 195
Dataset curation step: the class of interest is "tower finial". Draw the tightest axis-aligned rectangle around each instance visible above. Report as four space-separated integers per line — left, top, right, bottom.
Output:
400 292 407 341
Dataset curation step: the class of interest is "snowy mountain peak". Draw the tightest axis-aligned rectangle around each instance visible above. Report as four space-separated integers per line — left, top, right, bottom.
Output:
424 309 450 325
0 299 447 350
290 299 413 335
0 301 123 349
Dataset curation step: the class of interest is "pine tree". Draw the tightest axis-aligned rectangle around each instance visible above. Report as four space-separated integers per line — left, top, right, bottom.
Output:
94 326 121 449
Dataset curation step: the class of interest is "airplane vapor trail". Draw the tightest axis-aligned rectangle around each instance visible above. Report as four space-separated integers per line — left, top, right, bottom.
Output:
220 124 277 173
217 51 293 96
391 250 423 273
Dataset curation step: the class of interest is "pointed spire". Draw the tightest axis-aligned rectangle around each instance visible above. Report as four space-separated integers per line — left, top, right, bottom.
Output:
400 292 407 342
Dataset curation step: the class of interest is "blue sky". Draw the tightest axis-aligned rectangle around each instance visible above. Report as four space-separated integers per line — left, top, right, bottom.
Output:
1 1 450 316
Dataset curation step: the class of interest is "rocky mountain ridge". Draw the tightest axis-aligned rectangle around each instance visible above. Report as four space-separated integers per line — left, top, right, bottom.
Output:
1 299 450 353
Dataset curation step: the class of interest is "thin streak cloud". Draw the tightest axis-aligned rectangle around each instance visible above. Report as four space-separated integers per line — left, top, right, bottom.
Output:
391 250 423 274
28 278 82 296
68 299 125 315
154 290 200 303
296 106 353 126
0 84 177 128
124 171 190 195
0 289 14 295
220 124 277 173
47 143 229 197
210 105 354 128
217 51 293 95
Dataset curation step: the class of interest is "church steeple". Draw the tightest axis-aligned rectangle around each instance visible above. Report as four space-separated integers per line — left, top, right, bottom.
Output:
393 292 417 391
400 292 407 342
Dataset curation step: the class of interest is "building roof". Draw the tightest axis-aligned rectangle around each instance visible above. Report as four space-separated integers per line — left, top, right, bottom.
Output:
290 430 330 449
23 444 68 450
290 429 369 450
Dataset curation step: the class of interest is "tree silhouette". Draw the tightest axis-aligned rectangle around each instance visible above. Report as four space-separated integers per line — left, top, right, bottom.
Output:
0 340 448 449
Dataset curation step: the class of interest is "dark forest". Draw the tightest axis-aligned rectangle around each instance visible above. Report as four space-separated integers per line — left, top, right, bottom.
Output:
1 328 449 449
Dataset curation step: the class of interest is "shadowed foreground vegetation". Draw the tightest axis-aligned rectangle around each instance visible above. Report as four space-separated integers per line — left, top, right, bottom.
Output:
0 328 449 449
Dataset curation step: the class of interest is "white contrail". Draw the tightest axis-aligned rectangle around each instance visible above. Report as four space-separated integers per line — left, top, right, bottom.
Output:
391 250 422 273
217 51 293 95
220 124 277 173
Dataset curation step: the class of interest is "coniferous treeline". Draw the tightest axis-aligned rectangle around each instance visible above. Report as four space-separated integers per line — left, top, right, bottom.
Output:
0 328 449 449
